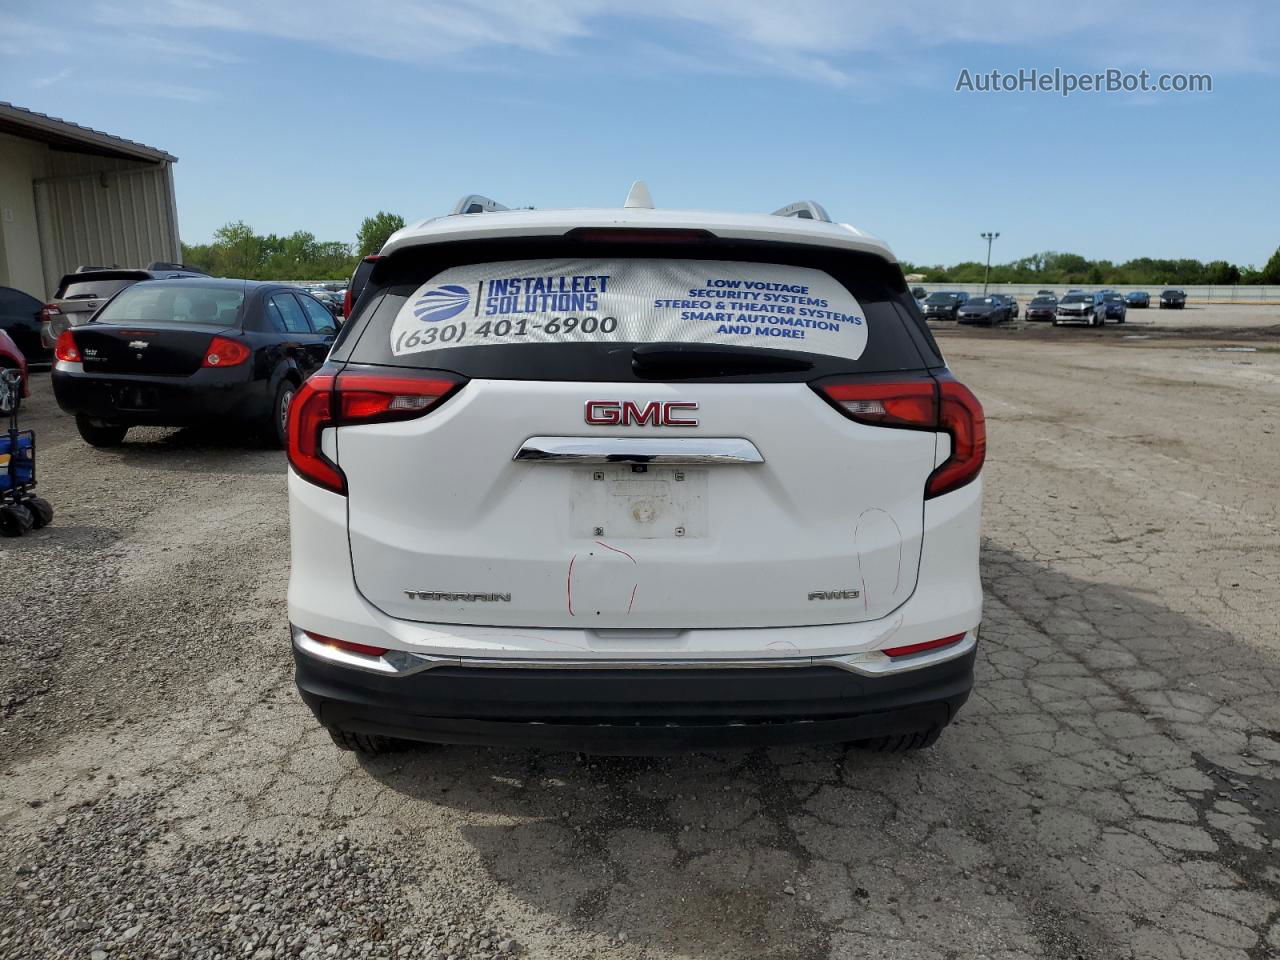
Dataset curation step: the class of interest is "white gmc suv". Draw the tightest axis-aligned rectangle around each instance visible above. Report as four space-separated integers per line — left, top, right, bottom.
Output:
287 189 985 756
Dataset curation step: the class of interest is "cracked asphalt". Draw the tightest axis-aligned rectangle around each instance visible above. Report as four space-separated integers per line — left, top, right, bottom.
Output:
2 312 1278 959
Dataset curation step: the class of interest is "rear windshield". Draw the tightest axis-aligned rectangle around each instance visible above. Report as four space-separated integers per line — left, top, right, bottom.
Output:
1031 296 1055 304
59 278 139 301
1060 294 1090 304
94 281 245 327
339 240 939 381
924 292 958 304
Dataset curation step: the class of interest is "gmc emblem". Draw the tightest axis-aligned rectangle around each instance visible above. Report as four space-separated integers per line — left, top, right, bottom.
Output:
585 400 699 427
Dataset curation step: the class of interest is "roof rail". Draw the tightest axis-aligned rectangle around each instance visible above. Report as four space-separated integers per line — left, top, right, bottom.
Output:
450 194 509 216
771 201 831 223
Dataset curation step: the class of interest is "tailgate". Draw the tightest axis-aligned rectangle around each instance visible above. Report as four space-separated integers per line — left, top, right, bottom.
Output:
341 379 934 629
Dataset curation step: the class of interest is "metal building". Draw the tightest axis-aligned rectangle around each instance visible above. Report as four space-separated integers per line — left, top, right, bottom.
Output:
0 101 181 300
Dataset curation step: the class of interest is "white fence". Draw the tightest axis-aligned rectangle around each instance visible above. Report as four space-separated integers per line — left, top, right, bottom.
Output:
914 284 1280 304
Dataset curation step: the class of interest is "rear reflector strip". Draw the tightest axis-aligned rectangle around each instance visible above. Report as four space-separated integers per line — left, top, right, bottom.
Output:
303 631 389 658
882 632 967 658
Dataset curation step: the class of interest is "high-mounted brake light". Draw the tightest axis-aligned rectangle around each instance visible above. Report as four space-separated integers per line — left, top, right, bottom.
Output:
54 330 80 363
883 632 967 659
286 368 465 494
565 228 715 245
202 336 251 367
815 375 985 499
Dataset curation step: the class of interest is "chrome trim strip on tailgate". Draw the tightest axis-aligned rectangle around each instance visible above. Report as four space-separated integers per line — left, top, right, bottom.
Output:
513 436 764 465
293 628 977 679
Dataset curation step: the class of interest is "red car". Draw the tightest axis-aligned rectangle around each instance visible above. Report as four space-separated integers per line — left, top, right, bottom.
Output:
0 329 29 402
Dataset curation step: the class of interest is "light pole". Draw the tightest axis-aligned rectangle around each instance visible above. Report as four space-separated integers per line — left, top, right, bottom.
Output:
980 231 1000 294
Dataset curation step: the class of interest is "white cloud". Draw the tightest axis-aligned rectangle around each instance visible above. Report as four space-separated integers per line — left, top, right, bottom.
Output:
7 0 1276 90
31 67 74 88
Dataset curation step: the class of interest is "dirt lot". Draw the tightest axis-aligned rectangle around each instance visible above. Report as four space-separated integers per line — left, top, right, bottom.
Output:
2 310 1279 960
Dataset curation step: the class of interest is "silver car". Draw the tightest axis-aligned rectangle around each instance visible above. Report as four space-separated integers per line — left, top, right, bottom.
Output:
1053 292 1105 326
40 264 208 349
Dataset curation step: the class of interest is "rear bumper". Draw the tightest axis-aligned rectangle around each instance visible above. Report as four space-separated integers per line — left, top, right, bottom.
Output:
294 638 975 753
52 362 270 426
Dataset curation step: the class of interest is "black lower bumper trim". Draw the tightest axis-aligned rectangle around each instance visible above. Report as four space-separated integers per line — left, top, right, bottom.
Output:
294 644 976 754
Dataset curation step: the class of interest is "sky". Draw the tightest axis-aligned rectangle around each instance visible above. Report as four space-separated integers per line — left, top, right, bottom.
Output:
2 0 1277 268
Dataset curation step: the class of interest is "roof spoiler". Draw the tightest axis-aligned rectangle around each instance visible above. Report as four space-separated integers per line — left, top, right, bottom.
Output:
146 261 208 274
770 201 832 223
449 194 509 216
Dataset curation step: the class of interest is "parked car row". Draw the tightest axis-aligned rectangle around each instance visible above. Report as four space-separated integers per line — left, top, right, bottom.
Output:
48 276 340 448
916 288 1189 313
916 286 1190 327
920 291 1021 325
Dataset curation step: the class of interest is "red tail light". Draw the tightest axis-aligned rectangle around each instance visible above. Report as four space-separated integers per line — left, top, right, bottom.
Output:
344 254 382 319
816 374 985 499
41 303 62 322
927 378 986 499
287 372 343 492
287 368 465 494
883 632 967 658
819 379 937 429
202 336 251 367
54 330 80 363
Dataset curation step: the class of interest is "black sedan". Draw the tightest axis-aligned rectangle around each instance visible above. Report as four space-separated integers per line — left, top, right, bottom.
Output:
1125 290 1150 308
921 291 968 320
1025 295 1058 321
52 278 338 448
956 295 1010 325
1160 289 1187 309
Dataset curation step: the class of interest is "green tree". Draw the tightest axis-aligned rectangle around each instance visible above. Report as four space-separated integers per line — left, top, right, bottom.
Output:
356 212 406 256
1260 247 1280 284
182 221 358 280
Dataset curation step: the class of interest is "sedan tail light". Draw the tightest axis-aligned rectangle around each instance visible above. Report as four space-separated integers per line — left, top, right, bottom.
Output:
54 330 80 363
815 374 985 499
202 336 251 367
287 366 465 494
41 303 62 323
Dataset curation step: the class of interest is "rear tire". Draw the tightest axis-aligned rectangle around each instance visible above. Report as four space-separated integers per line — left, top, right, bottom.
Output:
325 725 405 756
75 415 128 447
0 503 34 537
264 379 297 449
24 496 53 528
853 726 942 753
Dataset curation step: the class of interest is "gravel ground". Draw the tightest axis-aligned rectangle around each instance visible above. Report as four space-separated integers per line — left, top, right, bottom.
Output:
2 312 1279 959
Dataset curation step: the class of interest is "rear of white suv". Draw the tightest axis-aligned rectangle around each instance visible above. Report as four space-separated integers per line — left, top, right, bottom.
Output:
287 199 984 755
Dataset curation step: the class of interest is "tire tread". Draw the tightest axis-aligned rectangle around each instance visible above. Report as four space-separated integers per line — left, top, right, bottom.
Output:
854 726 942 753
325 725 402 755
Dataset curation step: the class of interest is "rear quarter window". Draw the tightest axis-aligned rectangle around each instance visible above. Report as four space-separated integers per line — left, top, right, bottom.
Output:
338 240 938 381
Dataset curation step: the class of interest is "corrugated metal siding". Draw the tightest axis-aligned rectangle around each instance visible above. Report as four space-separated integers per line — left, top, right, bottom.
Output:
34 162 180 292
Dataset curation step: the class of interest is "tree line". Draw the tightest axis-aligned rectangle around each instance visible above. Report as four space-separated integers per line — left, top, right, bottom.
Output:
902 248 1280 286
179 212 405 280
181 216 1280 288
